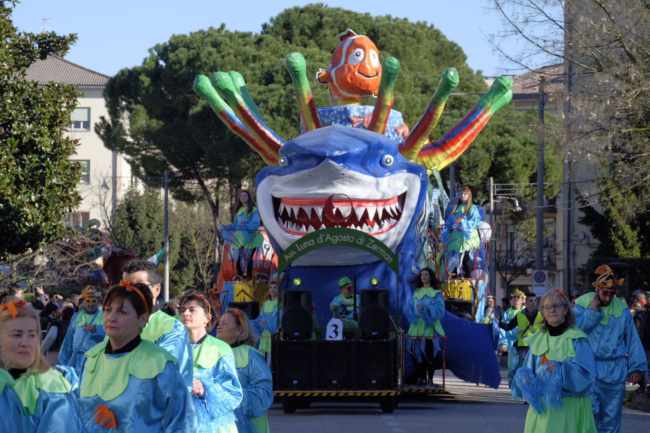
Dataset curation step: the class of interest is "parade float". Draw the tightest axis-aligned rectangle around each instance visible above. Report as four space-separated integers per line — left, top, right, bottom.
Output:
195 29 511 412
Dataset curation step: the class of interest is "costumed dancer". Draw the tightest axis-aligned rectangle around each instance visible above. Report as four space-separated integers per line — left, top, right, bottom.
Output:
254 279 279 359
405 268 446 384
179 291 242 433
0 298 82 433
78 282 195 432
329 276 360 338
218 308 273 433
226 190 262 278
498 290 525 386
574 265 647 433
513 289 597 433
481 295 499 325
57 286 104 375
441 186 481 279
500 292 543 389
123 260 193 386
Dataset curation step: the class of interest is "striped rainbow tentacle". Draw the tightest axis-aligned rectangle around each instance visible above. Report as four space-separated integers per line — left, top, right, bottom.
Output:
286 52 321 132
193 74 279 165
210 71 284 156
415 76 513 171
228 71 286 145
368 57 400 134
399 68 459 161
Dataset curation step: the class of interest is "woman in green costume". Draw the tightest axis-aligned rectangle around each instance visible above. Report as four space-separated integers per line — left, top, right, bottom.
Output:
78 282 195 432
0 298 82 433
218 308 273 433
513 289 597 433
179 291 243 433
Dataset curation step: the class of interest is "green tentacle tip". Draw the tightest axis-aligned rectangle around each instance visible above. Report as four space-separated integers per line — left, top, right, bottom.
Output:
210 71 239 103
382 57 400 77
442 68 460 88
286 52 307 75
491 76 513 94
229 71 246 88
193 74 213 97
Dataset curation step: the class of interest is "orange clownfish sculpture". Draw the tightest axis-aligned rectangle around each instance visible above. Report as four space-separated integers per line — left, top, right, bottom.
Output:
317 29 382 103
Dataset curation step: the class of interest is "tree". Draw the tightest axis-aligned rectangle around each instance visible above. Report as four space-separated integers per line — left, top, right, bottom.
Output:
491 0 650 257
0 1 81 258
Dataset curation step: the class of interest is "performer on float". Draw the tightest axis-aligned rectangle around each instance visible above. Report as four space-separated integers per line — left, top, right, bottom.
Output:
218 308 273 433
442 186 482 278
0 298 82 433
405 268 446 384
254 279 279 359
123 260 193 386
329 276 360 337
513 289 597 433
78 281 195 432
179 291 242 433
574 265 647 433
500 292 543 388
224 190 262 278
57 286 104 375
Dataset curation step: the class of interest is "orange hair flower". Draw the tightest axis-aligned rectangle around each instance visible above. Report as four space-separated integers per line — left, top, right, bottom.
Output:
94 404 118 429
0 300 27 319
118 280 149 314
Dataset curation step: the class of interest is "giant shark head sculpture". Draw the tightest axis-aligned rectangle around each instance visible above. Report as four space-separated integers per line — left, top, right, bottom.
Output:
193 33 512 267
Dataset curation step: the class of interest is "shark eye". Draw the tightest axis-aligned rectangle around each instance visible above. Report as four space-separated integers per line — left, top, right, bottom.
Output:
369 50 380 68
348 48 365 65
381 154 394 167
279 156 288 166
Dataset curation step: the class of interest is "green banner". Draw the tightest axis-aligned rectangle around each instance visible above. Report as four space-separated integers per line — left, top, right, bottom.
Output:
278 228 398 272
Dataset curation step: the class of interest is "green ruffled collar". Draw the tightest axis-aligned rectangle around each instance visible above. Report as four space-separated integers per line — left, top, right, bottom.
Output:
75 309 103 327
193 335 229 369
414 287 440 300
0 368 72 414
81 339 175 401
141 310 177 342
528 327 587 362
233 344 263 369
262 299 278 314
575 292 627 325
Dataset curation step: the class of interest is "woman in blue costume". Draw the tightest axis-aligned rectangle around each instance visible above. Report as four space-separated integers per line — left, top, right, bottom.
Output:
224 190 262 278
441 186 481 278
574 265 647 433
78 281 195 432
499 289 526 387
179 291 243 433
405 268 446 384
218 308 273 433
513 289 597 433
254 280 279 359
58 286 104 375
0 298 82 433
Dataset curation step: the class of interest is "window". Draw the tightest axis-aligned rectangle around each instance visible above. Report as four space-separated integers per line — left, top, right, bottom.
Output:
70 107 91 130
72 160 91 184
64 211 90 229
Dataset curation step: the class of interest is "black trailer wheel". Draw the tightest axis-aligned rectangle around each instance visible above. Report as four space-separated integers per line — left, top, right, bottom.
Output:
282 398 296 414
380 397 396 413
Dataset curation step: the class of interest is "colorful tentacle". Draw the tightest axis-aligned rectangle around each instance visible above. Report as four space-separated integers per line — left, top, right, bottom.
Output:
399 68 459 161
368 56 400 134
193 74 279 165
228 71 286 145
286 52 321 132
414 76 513 171
210 71 284 156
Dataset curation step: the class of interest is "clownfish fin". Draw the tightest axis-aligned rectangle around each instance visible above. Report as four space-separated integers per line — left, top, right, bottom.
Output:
316 68 330 84
337 28 358 41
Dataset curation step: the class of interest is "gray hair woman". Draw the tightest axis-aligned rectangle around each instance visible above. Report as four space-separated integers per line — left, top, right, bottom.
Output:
512 289 597 433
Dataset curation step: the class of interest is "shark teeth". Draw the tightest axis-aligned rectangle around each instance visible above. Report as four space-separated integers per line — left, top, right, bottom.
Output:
272 192 406 236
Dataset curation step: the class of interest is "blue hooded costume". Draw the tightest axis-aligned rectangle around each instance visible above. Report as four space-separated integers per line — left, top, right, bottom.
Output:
405 286 446 370
57 309 105 375
141 310 194 387
574 292 647 433
232 344 273 433
78 338 196 432
254 299 279 356
0 366 83 433
191 335 243 433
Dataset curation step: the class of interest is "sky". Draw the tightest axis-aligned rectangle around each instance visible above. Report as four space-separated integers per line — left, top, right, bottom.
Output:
13 0 517 77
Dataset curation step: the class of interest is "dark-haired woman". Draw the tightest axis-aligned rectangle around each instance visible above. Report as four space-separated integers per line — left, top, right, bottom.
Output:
180 292 242 433
442 186 481 278
0 298 82 433
78 282 195 432
405 268 446 384
226 190 262 278
513 289 596 433
218 308 272 433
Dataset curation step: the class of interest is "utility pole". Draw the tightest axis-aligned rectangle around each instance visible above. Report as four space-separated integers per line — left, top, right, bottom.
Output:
535 77 546 294
488 177 496 296
163 171 170 303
